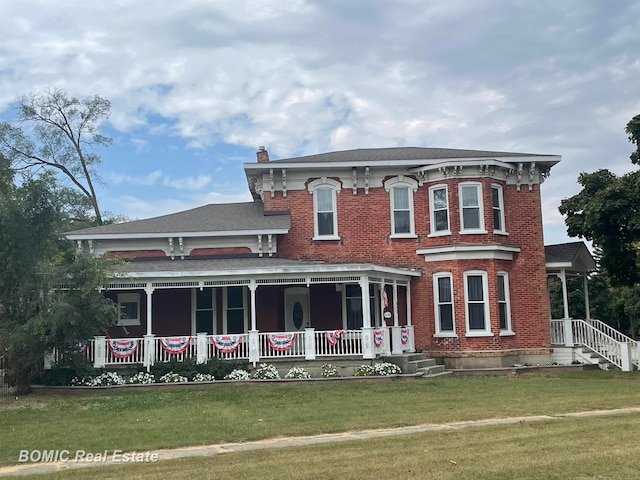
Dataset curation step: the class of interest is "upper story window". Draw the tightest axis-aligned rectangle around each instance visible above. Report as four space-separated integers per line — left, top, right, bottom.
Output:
464 271 492 336
429 185 450 236
433 273 456 336
308 178 341 240
459 182 486 234
492 184 506 234
497 272 513 335
117 293 140 326
384 176 418 238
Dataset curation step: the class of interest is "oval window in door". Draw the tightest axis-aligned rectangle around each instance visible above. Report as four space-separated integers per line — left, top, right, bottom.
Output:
292 301 304 329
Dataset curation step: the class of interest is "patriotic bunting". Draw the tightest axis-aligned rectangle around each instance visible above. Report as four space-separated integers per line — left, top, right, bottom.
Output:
210 335 242 353
373 329 384 347
401 328 410 345
324 330 344 346
107 339 138 358
267 333 297 351
160 336 190 354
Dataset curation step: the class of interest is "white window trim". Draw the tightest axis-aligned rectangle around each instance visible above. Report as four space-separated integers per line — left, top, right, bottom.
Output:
308 177 341 240
117 293 140 326
433 272 457 337
463 270 493 336
341 283 379 330
192 287 217 335
459 182 487 234
492 183 508 235
384 176 418 238
498 271 514 336
428 184 451 237
223 286 248 334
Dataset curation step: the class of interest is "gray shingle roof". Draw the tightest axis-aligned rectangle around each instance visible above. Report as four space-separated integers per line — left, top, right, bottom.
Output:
545 242 596 272
266 147 552 164
66 202 290 236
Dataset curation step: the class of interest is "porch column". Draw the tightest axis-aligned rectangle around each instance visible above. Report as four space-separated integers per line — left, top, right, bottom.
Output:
583 274 591 320
406 281 412 326
391 280 403 355
249 280 258 331
94 336 106 368
558 270 570 320
360 275 375 359
145 284 155 336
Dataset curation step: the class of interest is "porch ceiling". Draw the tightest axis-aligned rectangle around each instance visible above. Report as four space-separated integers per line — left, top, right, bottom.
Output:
109 256 422 287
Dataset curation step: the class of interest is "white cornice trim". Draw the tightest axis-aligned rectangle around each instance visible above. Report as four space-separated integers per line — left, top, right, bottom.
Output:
416 244 521 262
66 228 289 241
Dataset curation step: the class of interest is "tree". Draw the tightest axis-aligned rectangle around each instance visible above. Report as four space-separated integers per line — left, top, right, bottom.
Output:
0 89 111 225
0 167 118 386
559 116 640 286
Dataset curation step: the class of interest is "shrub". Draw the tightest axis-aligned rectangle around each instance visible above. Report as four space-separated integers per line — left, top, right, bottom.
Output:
150 357 249 380
202 357 249 379
374 362 402 376
320 363 339 378
224 369 250 380
150 358 199 380
128 371 155 384
192 373 215 382
284 366 311 379
90 371 126 386
159 372 189 383
43 354 95 386
354 364 376 376
251 363 280 380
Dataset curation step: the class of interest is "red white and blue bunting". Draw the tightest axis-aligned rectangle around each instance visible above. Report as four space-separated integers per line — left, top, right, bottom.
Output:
373 329 384 347
401 328 410 345
324 330 344 346
107 339 138 359
160 336 190 355
210 335 242 353
267 333 297 351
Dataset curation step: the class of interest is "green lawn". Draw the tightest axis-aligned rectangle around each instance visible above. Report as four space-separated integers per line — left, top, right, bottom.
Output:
1 370 639 475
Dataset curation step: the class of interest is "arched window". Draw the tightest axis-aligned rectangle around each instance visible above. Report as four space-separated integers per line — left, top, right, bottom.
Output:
308 178 341 240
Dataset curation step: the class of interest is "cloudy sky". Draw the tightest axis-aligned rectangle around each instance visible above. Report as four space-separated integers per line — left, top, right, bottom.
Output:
1 0 639 245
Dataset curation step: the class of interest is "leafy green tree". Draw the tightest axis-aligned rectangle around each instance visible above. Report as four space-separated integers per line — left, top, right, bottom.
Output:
0 165 118 385
559 116 640 286
0 89 111 225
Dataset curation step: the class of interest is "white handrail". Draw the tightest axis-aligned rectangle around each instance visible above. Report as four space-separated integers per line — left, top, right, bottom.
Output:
572 319 623 369
587 319 638 367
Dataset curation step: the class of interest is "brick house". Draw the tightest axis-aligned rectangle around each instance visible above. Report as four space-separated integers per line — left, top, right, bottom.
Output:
67 147 560 369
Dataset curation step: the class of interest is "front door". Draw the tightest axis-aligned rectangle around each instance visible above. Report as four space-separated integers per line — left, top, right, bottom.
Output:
284 287 310 331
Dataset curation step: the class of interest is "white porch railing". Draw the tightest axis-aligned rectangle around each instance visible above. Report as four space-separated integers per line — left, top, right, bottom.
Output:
587 319 639 368
550 319 636 371
53 327 416 370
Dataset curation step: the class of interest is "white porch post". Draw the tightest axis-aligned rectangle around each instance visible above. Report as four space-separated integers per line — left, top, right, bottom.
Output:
248 281 260 365
145 284 154 336
406 282 415 352
391 280 403 355
559 270 570 320
196 332 208 364
94 336 106 368
249 281 257 331
583 274 591 320
620 343 632 372
563 318 574 347
360 275 375 359
305 328 316 360
143 334 155 371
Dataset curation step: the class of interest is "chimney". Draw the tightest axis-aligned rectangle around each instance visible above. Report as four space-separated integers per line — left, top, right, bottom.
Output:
257 146 269 163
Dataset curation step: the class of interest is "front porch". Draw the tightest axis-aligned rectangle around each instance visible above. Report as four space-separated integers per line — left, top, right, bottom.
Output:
76 326 416 369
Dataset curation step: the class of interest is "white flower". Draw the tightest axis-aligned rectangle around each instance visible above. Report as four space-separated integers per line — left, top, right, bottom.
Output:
251 363 280 380
159 372 188 383
284 366 311 379
223 369 250 380
128 372 155 384
320 363 339 378
374 362 402 376
192 373 215 382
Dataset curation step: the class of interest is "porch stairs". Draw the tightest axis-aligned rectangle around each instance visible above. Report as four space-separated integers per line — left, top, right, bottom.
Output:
383 353 450 378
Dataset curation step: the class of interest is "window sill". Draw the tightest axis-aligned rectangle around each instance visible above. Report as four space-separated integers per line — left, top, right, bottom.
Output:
493 230 509 236
116 321 141 327
312 235 340 241
427 230 451 238
465 331 494 337
459 229 488 235
390 233 417 239
500 330 515 336
433 333 458 338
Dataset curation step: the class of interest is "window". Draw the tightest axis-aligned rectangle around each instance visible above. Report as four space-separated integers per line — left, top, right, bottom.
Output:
429 185 450 235
194 288 215 334
224 286 246 334
343 284 378 329
117 293 140 326
464 271 492 335
385 176 417 237
497 272 513 334
308 178 341 239
492 184 506 234
433 273 455 336
459 183 486 233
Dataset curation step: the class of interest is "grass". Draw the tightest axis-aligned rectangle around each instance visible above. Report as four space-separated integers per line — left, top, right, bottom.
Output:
1 370 639 473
